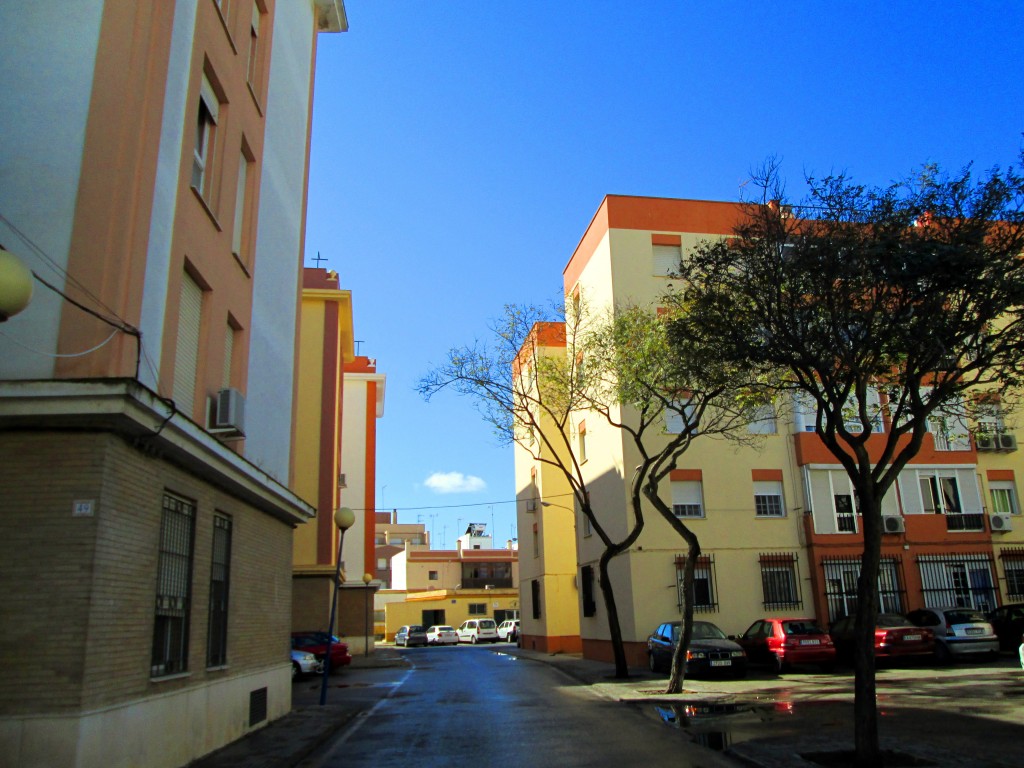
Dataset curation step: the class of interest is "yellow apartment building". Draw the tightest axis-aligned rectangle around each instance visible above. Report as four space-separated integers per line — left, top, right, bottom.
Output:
518 195 1024 669
0 3 347 766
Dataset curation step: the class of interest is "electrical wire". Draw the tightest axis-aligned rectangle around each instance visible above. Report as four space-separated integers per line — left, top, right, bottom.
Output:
0 327 119 358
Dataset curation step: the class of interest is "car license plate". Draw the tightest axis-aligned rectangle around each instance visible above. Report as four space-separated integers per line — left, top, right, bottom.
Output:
710 660 731 667
965 627 984 635
903 634 921 641
800 639 820 646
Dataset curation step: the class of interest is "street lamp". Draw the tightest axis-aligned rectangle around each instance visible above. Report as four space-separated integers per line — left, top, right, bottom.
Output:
362 572 373 656
319 506 356 706
0 249 33 321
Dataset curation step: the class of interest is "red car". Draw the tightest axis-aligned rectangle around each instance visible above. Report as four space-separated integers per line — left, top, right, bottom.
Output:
291 631 352 672
737 617 836 673
829 614 935 663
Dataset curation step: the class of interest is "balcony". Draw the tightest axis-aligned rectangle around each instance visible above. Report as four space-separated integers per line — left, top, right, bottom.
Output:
944 512 985 532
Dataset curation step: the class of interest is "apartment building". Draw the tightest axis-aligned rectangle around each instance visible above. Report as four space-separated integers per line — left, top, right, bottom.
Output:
374 510 430 587
0 3 347 766
292 269 382 653
516 194 1024 668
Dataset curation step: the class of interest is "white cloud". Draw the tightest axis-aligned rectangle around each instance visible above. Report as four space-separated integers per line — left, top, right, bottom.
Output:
424 472 487 494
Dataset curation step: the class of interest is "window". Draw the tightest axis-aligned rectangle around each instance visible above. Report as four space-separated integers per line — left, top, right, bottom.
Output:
671 480 704 518
173 270 203 417
468 603 486 616
376 558 387 570
675 554 717 612
152 493 196 677
207 514 231 667
664 402 696 435
247 2 266 99
191 73 221 204
990 481 1019 515
822 556 904 622
231 142 254 262
758 553 800 609
581 565 596 617
1003 554 1024 599
577 422 587 463
531 579 541 619
428 570 438 581
917 553 996 612
653 243 682 276
834 494 857 532
747 403 777 434
532 522 539 558
581 508 592 537
754 480 784 518
919 472 982 531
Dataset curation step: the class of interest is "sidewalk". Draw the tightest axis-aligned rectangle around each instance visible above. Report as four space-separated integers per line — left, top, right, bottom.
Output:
190 645 1024 768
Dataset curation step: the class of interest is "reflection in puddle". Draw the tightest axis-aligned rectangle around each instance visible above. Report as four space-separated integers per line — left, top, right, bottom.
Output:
492 652 519 661
654 700 797 751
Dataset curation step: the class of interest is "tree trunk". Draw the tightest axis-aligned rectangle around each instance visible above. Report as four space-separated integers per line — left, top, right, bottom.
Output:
852 491 882 766
598 546 630 678
666 536 698 694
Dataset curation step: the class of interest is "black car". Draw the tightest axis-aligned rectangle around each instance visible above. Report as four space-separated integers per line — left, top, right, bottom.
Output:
986 603 1024 652
646 620 747 677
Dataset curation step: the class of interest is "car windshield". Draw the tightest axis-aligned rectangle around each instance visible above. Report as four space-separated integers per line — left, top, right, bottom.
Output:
409 625 424 632
945 610 987 625
876 614 911 628
669 622 727 642
434 626 454 632
781 620 825 636
480 620 496 628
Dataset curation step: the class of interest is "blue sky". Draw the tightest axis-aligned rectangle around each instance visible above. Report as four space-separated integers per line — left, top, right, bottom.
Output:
302 1 1024 549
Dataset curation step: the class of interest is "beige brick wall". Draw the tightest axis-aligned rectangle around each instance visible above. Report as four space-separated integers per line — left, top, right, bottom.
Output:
0 431 294 715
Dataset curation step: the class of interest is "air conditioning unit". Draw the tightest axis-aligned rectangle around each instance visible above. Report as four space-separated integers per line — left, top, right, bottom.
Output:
882 516 906 534
338 473 347 488
211 388 246 435
991 513 1014 532
998 433 1018 452
526 499 537 511
975 433 996 451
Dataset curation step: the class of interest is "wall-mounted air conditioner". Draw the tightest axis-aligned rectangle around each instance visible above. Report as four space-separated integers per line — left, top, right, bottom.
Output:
338 473 347 488
975 433 996 451
882 515 905 534
526 499 537 511
991 513 1014 532
210 388 246 436
998 433 1018 452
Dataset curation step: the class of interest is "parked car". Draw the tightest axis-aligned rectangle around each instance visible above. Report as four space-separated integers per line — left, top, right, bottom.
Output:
986 603 1024 652
829 613 935 663
905 607 999 662
646 620 747 677
736 618 836 673
426 625 460 645
291 631 352 671
291 649 322 679
497 619 520 642
395 624 428 647
457 618 499 643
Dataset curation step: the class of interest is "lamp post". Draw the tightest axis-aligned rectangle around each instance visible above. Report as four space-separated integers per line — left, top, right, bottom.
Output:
362 572 373 656
319 506 355 706
0 249 33 321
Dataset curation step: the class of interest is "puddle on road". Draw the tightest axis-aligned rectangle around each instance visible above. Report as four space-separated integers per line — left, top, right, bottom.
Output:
653 699 808 752
492 652 519 661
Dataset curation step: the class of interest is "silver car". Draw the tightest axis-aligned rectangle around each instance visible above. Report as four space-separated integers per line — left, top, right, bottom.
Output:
905 607 999 662
291 649 322 679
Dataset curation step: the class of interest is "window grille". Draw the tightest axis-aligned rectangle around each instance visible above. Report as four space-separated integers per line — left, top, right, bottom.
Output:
581 565 596 617
916 553 997 612
206 514 231 667
821 555 906 623
531 579 541 619
674 554 718 612
758 552 801 609
152 493 196 677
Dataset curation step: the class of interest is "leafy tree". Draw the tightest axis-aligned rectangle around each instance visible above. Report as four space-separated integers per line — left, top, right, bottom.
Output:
582 304 765 693
668 157 1024 765
418 302 641 677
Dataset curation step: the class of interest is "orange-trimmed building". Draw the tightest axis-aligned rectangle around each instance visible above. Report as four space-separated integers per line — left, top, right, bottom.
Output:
517 194 1024 668
0 3 347 766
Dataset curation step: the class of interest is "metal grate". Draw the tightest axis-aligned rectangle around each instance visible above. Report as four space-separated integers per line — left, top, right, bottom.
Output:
821 555 906 623
249 688 268 727
674 554 718 612
917 552 997 612
152 493 196 677
758 552 801 609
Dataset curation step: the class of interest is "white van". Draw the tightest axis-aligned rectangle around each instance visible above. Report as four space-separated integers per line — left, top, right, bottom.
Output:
457 618 499 644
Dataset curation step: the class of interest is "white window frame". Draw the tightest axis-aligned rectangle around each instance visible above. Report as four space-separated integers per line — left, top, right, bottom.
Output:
671 480 704 518
753 480 785 518
990 481 1019 515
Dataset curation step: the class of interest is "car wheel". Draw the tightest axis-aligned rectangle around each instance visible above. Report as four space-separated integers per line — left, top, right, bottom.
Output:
773 653 788 675
934 641 953 665
648 653 658 674
471 634 478 644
